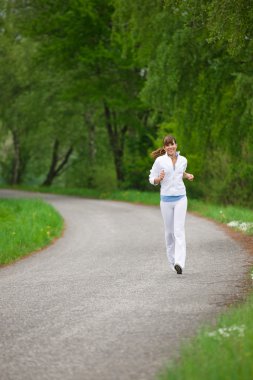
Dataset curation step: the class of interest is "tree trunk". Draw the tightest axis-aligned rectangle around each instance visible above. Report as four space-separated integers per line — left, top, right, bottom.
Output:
103 102 127 185
42 139 73 186
84 113 96 188
10 129 21 185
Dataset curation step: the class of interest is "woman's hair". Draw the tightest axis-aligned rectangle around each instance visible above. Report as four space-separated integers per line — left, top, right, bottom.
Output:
150 135 177 159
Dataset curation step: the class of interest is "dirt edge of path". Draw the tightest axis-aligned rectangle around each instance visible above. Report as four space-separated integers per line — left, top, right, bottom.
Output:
190 210 253 305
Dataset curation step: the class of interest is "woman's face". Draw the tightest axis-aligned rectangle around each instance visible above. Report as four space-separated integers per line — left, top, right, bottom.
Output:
164 141 177 156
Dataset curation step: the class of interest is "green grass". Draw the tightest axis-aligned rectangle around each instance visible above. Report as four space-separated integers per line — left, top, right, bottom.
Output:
158 291 253 380
188 199 253 234
0 198 64 265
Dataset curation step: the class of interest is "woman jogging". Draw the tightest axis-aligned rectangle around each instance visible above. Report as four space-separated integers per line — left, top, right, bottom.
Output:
149 135 194 274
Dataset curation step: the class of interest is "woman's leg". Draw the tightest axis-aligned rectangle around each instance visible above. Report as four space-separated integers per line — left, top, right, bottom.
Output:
160 201 175 268
173 196 188 268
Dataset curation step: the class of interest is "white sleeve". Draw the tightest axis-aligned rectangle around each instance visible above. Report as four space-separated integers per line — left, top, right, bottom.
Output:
184 159 188 172
149 159 159 186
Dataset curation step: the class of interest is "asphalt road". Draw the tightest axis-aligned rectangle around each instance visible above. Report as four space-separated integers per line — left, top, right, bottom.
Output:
0 189 251 380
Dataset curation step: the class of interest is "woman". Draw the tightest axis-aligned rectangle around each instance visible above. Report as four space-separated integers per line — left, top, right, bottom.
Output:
149 135 194 274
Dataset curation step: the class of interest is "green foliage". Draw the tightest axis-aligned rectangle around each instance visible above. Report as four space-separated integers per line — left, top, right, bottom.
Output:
114 0 253 206
207 0 253 56
0 0 253 206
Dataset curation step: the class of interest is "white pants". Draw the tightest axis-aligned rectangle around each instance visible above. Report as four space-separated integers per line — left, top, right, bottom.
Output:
160 196 187 269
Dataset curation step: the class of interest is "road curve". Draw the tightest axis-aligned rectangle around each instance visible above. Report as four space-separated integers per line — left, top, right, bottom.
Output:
0 189 251 380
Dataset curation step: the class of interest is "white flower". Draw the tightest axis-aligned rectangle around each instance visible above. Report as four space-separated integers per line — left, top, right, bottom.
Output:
206 325 245 339
227 221 253 232
227 221 240 227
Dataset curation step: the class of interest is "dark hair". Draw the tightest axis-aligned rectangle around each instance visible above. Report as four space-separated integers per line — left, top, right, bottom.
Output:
150 135 177 159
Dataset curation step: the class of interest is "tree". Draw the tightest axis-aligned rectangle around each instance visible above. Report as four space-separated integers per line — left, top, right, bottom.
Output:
113 0 253 205
13 0 147 187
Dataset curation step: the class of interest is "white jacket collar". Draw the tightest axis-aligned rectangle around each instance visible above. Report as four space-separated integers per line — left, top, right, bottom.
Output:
164 151 180 158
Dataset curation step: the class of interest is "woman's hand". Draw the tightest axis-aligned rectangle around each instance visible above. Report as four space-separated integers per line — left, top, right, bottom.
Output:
159 169 165 182
155 169 165 184
184 172 194 181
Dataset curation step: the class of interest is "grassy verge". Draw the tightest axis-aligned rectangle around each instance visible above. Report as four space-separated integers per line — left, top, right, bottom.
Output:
0 198 64 265
188 199 253 235
158 291 253 380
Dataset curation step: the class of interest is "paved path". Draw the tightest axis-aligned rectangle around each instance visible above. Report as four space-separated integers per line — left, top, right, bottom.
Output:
0 189 251 380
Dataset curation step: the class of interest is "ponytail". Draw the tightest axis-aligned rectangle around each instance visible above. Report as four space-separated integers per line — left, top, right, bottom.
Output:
150 147 166 160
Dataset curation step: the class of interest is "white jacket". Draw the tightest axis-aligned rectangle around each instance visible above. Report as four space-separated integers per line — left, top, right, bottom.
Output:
149 153 187 196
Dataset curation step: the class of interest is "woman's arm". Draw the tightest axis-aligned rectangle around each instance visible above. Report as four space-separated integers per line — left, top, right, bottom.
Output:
149 159 166 186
